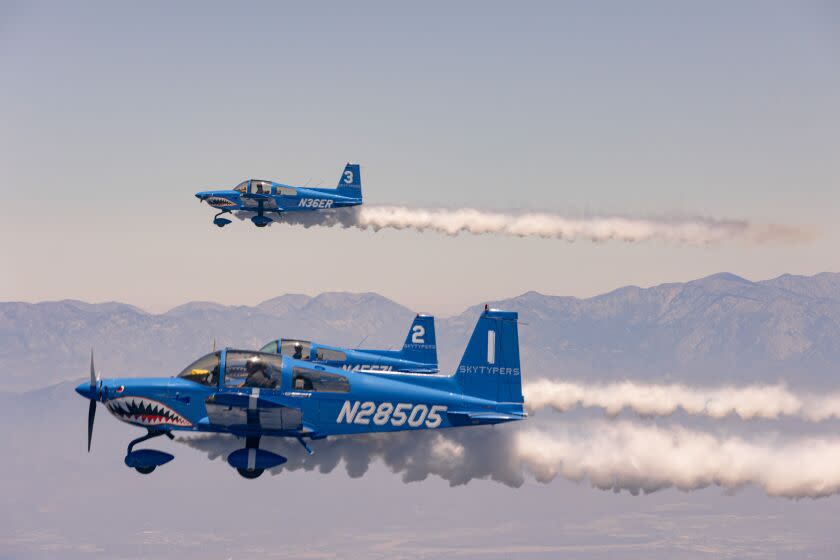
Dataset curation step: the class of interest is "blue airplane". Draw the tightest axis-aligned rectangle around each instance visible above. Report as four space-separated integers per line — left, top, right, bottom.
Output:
195 163 363 228
75 307 525 479
258 314 438 374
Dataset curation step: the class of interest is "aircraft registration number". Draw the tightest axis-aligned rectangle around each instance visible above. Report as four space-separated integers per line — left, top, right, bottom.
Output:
341 364 393 372
337 401 447 428
299 198 334 208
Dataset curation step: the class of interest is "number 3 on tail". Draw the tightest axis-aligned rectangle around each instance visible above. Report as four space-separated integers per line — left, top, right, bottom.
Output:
344 170 354 184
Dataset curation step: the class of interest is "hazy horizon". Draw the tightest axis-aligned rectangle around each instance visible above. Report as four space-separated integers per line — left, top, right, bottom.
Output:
5 269 838 317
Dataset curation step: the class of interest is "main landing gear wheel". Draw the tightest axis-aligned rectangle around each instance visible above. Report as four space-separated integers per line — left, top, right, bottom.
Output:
135 465 156 475
251 215 272 228
236 467 264 479
250 200 272 227
226 436 285 479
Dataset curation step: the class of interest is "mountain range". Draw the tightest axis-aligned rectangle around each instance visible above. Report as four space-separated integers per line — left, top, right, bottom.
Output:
2 272 839 391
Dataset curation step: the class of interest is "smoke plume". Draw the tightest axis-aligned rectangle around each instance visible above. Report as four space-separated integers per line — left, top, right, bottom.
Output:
516 422 840 498
240 206 805 244
524 379 840 422
180 421 840 498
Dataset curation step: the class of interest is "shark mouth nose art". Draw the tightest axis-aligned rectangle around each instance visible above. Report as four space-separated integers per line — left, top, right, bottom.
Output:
206 197 238 207
106 397 192 427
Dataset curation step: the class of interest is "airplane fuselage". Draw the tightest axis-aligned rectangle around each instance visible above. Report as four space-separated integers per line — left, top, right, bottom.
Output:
88 356 520 441
195 186 361 214
307 346 438 374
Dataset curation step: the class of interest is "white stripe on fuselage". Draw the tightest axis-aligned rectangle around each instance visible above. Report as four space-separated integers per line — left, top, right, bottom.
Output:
250 388 259 410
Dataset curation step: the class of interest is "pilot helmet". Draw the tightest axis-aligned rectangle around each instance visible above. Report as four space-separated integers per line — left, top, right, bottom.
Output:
245 356 265 373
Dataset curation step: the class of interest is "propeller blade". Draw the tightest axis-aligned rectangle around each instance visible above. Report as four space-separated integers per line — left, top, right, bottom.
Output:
89 348 97 387
87 399 96 452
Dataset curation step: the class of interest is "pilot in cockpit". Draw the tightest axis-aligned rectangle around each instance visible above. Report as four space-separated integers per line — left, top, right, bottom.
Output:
292 342 303 360
244 356 274 388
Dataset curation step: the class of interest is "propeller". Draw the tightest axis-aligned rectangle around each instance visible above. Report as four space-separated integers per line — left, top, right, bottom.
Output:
87 348 99 452
87 400 96 452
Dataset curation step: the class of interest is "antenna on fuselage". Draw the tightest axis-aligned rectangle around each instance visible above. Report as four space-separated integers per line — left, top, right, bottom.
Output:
354 334 369 349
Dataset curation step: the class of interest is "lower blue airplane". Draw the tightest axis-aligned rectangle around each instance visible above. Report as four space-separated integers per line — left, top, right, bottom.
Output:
258 314 438 373
195 163 363 228
75 307 525 479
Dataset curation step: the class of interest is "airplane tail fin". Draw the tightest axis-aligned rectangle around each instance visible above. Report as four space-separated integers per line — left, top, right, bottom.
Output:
399 314 437 366
454 307 524 407
335 163 362 198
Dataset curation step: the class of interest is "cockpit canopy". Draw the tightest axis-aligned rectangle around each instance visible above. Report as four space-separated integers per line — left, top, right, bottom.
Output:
178 349 351 393
258 340 278 353
260 339 313 360
177 350 282 389
257 340 349 362
223 351 283 389
233 180 273 195
178 351 221 386
313 346 347 361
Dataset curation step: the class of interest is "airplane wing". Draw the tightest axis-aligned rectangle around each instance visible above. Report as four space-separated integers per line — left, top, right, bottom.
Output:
206 391 285 409
240 195 279 211
200 390 302 433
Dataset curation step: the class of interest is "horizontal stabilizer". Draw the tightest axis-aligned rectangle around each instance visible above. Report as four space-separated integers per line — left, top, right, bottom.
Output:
446 410 526 426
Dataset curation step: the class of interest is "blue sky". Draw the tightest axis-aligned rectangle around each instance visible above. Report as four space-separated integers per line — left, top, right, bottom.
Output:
1 1 838 313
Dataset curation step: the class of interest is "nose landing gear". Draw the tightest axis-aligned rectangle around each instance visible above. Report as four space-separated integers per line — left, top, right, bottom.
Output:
124 429 175 475
213 210 232 228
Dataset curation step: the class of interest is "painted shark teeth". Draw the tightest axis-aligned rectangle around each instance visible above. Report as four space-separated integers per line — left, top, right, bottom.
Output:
105 396 192 427
206 197 237 207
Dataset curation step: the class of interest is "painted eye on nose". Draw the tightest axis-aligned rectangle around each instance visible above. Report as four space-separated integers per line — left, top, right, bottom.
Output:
116 385 125 393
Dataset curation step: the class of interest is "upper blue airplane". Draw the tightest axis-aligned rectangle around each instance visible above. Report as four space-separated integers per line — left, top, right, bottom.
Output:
195 163 363 228
258 314 438 374
75 307 525 479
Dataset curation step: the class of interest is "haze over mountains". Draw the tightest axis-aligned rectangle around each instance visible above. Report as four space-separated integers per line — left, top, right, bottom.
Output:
4 273 840 560
2 272 839 391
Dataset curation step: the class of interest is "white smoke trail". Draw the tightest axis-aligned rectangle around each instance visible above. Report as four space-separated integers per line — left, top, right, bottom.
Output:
524 379 840 422
180 422 840 498
352 207 746 243
253 206 806 244
517 422 840 498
